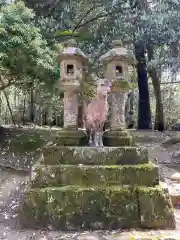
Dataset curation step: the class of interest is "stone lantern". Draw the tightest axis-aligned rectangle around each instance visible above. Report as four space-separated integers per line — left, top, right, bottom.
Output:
99 39 136 146
57 39 88 145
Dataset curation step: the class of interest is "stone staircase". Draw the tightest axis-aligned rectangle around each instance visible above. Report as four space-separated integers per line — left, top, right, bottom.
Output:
20 130 175 230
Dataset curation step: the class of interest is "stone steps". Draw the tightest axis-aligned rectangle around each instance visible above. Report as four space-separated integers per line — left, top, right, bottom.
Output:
31 163 159 188
42 146 149 165
19 130 176 231
21 185 175 230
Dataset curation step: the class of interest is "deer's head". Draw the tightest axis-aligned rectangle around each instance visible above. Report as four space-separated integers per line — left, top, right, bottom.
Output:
97 79 112 97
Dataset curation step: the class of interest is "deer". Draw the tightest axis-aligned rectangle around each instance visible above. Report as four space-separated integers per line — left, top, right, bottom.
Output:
84 79 112 147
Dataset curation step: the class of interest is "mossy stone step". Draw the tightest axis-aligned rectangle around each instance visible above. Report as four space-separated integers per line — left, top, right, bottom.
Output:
103 130 136 147
42 146 149 165
20 186 139 229
20 185 175 230
31 163 159 188
56 129 88 146
138 186 175 229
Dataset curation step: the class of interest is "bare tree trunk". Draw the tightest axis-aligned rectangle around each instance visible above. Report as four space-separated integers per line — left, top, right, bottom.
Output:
30 88 35 122
3 90 16 125
22 93 27 124
147 43 164 131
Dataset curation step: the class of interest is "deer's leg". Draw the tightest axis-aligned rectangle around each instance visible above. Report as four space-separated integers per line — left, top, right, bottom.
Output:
91 129 95 144
94 131 99 147
86 128 90 143
99 124 104 147
99 132 103 147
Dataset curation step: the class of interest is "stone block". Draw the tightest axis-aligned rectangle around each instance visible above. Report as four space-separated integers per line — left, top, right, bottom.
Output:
56 128 88 146
137 186 176 229
41 146 149 165
20 186 139 230
31 163 159 188
103 130 136 147
20 186 176 230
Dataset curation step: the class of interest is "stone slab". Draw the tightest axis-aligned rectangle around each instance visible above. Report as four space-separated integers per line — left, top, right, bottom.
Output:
20 186 139 230
56 129 88 146
138 186 176 229
31 163 159 188
103 130 136 147
168 183 180 206
20 186 175 230
42 146 149 165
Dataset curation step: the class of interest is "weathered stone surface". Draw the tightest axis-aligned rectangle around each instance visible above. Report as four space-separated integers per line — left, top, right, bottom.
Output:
20 186 139 230
170 173 180 183
103 130 136 147
42 146 149 165
168 183 180 206
78 235 100 240
31 163 159 188
20 185 175 230
56 129 88 146
161 136 180 147
138 186 176 229
110 80 132 92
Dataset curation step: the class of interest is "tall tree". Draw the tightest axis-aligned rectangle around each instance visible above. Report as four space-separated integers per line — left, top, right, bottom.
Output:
0 1 58 91
130 0 152 129
142 0 165 131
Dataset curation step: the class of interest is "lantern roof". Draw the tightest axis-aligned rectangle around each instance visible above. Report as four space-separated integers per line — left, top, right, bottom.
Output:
58 39 88 63
99 39 136 65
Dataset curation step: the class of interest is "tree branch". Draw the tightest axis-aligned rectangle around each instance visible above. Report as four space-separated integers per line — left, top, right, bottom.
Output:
72 3 103 33
73 0 129 31
76 11 115 30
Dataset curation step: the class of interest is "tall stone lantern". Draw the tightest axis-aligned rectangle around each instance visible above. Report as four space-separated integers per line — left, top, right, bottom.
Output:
99 39 136 146
57 39 88 146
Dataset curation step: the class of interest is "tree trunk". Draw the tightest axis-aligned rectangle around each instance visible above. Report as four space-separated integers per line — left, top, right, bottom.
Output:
3 90 16 125
30 88 34 122
0 77 16 125
22 94 27 124
147 43 164 131
134 40 152 129
129 0 152 129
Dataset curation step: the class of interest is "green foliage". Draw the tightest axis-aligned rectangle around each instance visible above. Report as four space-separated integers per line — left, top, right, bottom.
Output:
8 0 180 128
0 1 58 90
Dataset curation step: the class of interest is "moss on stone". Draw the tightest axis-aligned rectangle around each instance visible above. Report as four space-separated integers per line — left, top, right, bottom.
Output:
31 163 159 188
8 133 45 153
111 80 132 92
56 129 88 146
20 183 176 230
20 186 139 230
41 146 149 165
137 186 176 229
20 187 47 228
103 130 136 147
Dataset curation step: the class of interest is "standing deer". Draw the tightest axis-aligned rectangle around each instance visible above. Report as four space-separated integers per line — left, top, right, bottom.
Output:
84 79 112 147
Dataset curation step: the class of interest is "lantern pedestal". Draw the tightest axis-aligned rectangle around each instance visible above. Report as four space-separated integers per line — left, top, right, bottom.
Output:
103 80 134 146
56 128 88 146
103 129 135 147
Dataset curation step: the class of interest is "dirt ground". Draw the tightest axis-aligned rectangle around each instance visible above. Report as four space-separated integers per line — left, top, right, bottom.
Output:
0 126 180 239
